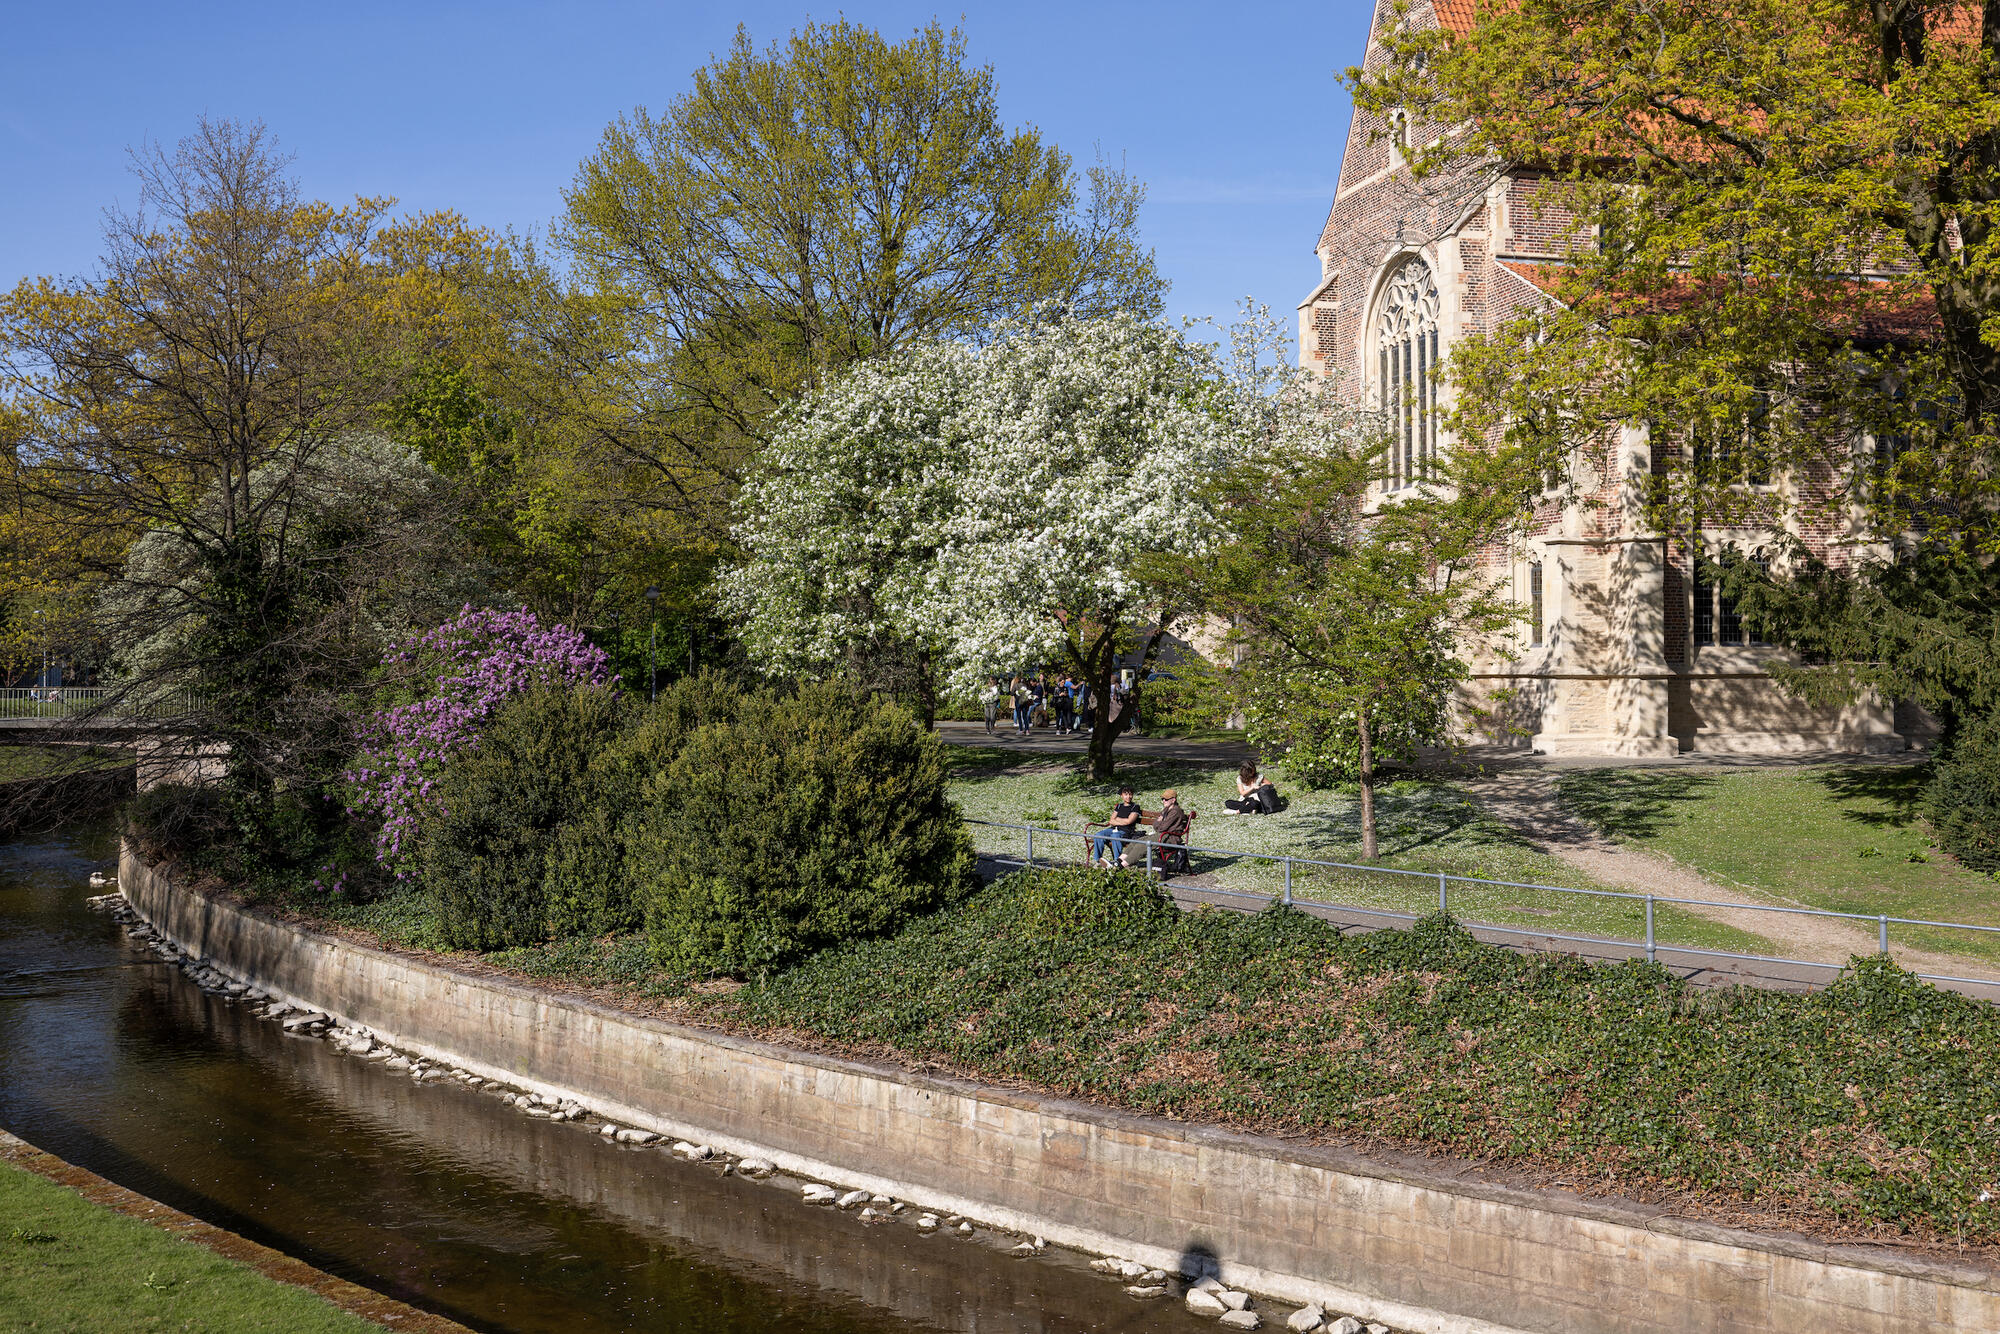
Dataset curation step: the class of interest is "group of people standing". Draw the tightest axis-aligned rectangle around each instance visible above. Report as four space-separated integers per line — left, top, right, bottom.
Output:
980 674 1093 737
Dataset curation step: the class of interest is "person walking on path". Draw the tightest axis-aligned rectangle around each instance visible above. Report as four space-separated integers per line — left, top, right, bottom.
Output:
980 677 1002 735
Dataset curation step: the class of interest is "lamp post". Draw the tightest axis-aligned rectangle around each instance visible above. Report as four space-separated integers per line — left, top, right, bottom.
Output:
35 609 47 695
645 585 660 703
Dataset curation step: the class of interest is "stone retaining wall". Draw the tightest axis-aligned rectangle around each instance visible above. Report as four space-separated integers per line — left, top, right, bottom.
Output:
119 842 2000 1334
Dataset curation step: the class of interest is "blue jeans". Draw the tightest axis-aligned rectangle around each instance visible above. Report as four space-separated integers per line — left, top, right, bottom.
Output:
1092 827 1130 863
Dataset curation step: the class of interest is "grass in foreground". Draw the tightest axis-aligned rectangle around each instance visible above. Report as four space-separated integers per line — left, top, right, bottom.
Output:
0 1159 384 1333
948 752 1769 956
1558 764 2000 963
693 872 2000 1246
0 746 131 783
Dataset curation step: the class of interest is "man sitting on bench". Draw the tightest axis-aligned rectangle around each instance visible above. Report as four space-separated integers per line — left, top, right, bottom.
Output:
1123 788 1192 874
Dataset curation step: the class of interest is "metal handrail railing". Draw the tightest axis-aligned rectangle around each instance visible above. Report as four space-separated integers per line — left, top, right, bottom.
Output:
963 817 2000 993
0 687 200 721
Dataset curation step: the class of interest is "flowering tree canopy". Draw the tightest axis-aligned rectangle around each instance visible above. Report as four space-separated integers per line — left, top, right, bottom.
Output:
346 605 612 874
730 312 1240 776
721 342 974 725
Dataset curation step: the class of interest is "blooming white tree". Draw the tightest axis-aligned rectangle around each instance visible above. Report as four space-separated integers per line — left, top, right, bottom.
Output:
721 343 974 725
729 311 1239 775
919 314 1240 776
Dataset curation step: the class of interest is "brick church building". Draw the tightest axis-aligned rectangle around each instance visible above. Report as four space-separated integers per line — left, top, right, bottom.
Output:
1301 0 1918 756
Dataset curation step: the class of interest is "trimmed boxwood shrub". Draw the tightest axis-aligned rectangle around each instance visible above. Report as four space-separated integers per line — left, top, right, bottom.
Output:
1009 865 1174 941
423 684 627 949
545 671 742 938
1927 713 2000 872
632 680 976 976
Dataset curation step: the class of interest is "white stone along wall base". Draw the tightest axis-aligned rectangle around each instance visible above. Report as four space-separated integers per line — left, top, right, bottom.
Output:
118 843 2000 1334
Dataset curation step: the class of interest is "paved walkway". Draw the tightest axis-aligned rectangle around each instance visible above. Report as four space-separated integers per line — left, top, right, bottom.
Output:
1447 758 2000 985
936 719 1254 765
975 852 2000 1002
953 728 2000 997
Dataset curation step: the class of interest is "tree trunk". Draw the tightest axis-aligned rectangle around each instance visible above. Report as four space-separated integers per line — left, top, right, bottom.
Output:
1358 709 1378 861
1087 661 1119 780
916 647 937 731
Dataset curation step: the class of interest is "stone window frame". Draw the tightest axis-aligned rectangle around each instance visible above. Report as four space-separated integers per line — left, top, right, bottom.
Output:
1371 255 1443 493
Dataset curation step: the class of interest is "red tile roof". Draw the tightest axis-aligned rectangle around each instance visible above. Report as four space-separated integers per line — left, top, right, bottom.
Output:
1433 0 1975 41
1432 0 1485 36
1496 259 1939 340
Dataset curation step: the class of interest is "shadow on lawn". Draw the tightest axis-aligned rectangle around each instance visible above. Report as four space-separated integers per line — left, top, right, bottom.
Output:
1818 763 1932 830
1557 769 1723 841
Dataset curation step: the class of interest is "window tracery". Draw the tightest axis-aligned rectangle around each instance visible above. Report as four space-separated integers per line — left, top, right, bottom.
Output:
1376 258 1441 489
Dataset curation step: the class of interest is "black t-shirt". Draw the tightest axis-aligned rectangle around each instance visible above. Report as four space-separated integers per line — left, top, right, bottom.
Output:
1111 802 1141 828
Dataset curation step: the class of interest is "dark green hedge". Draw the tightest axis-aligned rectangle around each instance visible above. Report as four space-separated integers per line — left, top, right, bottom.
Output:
423 685 627 949
631 680 976 976
1928 714 2000 873
544 672 742 939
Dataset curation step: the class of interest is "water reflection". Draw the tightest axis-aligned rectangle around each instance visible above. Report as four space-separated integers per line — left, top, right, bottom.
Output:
0 824 1183 1334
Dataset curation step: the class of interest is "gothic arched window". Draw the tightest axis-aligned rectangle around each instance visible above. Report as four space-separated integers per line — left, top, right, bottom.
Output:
1376 258 1441 489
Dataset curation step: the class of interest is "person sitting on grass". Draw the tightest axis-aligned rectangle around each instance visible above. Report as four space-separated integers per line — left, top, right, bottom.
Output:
1089 786 1144 867
1224 763 1279 815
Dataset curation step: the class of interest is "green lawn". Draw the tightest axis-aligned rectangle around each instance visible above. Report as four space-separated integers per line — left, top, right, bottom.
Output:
0 746 131 783
1557 763 2000 962
947 751 1770 956
0 1160 385 1333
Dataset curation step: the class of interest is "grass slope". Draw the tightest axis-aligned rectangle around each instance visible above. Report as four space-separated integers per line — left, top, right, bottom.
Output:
1558 764 2000 962
0 1160 384 1333
0 746 131 783
701 872 2000 1246
948 751 1768 955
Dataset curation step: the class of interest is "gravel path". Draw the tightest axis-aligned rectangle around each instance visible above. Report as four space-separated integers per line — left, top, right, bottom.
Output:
1456 765 1996 981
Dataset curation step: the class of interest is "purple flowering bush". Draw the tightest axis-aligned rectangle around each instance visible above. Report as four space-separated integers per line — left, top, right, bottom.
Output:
347 606 612 876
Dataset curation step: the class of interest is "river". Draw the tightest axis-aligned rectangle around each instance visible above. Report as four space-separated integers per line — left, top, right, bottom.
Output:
0 821 1169 1333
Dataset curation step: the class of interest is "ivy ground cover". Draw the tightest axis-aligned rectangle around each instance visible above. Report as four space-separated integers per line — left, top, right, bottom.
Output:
706 877 2000 1248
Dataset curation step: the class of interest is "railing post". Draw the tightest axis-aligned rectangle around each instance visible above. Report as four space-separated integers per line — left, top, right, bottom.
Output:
1145 839 1154 877
1438 871 1448 916
1879 914 1889 956
1282 858 1293 906
1025 826 1034 869
1645 896 1655 965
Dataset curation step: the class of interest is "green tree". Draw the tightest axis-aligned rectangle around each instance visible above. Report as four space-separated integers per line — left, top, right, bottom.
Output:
0 119 495 852
1352 0 2000 541
1350 1 2000 854
537 19 1164 551
1167 472 1516 859
1144 311 1518 858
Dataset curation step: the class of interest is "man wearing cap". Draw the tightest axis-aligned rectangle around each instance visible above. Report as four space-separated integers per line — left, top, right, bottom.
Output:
1090 786 1144 867
1126 788 1191 870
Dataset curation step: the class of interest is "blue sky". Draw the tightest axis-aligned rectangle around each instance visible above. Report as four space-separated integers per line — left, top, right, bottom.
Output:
1 1 1372 333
